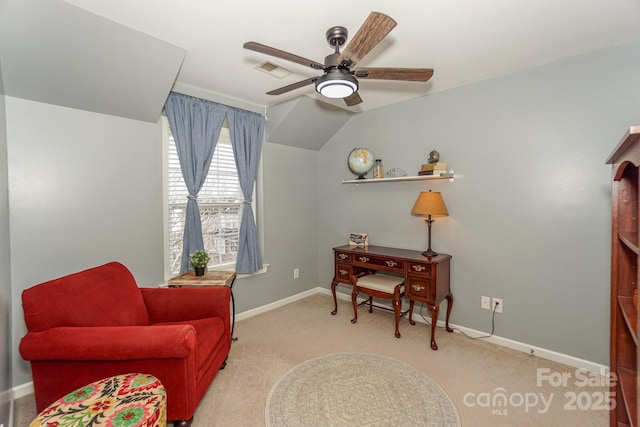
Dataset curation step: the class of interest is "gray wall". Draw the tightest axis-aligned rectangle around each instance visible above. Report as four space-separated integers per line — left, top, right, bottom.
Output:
318 40 640 365
0 55 12 424
5 38 639 390
5 98 320 388
6 97 166 386
231 142 319 313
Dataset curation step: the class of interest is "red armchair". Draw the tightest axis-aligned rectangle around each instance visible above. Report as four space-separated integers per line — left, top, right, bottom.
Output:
19 262 231 427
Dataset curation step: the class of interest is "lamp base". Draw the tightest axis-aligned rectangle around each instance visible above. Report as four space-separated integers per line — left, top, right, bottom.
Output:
421 249 438 257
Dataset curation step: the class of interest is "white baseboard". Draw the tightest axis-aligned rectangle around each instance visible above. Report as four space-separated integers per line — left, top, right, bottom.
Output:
235 287 319 322
445 323 608 376
323 287 608 376
13 381 33 399
13 286 608 396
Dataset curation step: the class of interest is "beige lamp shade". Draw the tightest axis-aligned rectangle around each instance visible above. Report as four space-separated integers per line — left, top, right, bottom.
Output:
411 191 448 217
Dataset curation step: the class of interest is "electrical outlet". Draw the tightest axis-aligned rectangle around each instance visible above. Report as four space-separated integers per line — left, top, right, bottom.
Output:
493 298 503 313
481 296 490 310
293 268 299 279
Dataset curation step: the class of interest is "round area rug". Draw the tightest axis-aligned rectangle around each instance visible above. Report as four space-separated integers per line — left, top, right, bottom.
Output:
265 352 460 427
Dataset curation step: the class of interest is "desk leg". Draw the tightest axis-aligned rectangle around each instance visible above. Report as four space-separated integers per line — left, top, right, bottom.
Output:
331 279 339 315
445 293 453 333
427 304 440 350
408 300 416 325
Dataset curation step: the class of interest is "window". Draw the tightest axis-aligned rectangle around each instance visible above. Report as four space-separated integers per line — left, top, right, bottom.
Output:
163 117 245 275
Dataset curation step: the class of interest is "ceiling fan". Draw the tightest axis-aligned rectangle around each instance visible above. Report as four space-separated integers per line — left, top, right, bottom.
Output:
243 11 434 106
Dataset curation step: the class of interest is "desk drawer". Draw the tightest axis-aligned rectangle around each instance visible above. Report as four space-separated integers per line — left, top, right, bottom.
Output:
335 263 352 284
353 254 405 273
335 251 351 263
406 277 433 301
408 261 431 277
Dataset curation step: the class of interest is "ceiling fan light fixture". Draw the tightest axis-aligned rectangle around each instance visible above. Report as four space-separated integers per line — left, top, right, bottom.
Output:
315 72 358 98
244 12 428 107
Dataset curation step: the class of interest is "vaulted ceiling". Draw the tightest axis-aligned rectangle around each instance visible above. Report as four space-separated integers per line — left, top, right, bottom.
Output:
62 0 640 112
2 0 640 148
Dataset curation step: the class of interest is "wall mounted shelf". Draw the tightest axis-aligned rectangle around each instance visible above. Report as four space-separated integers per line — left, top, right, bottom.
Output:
342 173 454 184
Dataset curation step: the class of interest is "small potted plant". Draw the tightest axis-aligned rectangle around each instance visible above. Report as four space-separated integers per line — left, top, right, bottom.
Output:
189 250 210 276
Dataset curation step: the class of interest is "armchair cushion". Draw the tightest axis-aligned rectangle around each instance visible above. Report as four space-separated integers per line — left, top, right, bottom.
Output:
22 262 149 331
19 324 197 361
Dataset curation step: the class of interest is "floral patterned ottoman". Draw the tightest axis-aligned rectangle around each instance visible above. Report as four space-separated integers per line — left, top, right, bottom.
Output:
29 373 166 427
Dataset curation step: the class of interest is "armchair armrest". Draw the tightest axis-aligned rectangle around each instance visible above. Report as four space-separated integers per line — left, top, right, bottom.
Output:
19 324 196 361
141 286 231 324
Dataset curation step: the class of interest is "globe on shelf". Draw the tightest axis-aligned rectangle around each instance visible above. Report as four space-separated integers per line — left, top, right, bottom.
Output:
347 148 375 179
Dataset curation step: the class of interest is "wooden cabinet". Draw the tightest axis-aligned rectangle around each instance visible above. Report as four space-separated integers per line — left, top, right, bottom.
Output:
607 126 640 426
405 256 452 350
405 258 451 307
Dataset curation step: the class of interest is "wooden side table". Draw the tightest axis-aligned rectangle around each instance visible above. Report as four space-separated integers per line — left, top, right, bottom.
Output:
168 270 237 340
168 270 236 287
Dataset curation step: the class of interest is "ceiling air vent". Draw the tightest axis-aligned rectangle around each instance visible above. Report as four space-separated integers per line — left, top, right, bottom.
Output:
255 61 292 79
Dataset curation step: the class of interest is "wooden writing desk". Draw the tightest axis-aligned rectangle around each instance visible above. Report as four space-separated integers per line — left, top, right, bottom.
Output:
331 245 453 350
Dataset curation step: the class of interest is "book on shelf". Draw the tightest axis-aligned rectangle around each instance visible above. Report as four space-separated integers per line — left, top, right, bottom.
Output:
418 170 449 176
420 162 447 171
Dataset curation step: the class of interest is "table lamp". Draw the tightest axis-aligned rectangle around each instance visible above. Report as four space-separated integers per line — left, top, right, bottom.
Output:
411 190 448 257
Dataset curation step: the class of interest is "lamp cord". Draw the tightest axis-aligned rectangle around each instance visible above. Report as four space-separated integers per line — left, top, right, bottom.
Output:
418 302 497 340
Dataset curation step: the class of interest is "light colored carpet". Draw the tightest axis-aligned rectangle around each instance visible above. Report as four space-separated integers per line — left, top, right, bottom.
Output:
14 293 608 426
265 352 460 426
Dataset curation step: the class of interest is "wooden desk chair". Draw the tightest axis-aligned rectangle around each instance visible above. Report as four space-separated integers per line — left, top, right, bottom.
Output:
351 274 405 338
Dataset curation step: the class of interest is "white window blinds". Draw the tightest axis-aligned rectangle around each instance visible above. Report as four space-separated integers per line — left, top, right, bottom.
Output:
166 122 243 274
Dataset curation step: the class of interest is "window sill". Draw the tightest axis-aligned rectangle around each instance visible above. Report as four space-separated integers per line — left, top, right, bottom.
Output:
236 264 269 279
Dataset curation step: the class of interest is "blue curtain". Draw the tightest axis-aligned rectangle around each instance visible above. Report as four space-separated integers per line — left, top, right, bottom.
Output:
227 108 265 274
164 92 226 272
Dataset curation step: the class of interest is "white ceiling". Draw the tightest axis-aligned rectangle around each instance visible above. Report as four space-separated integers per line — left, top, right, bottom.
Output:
61 0 640 113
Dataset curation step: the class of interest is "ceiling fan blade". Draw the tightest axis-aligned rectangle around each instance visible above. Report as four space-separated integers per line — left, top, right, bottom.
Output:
338 12 397 68
354 67 434 82
344 92 363 106
266 77 318 95
244 42 324 70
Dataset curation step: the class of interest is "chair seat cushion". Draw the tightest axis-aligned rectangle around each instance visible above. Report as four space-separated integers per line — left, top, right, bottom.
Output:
357 275 404 294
